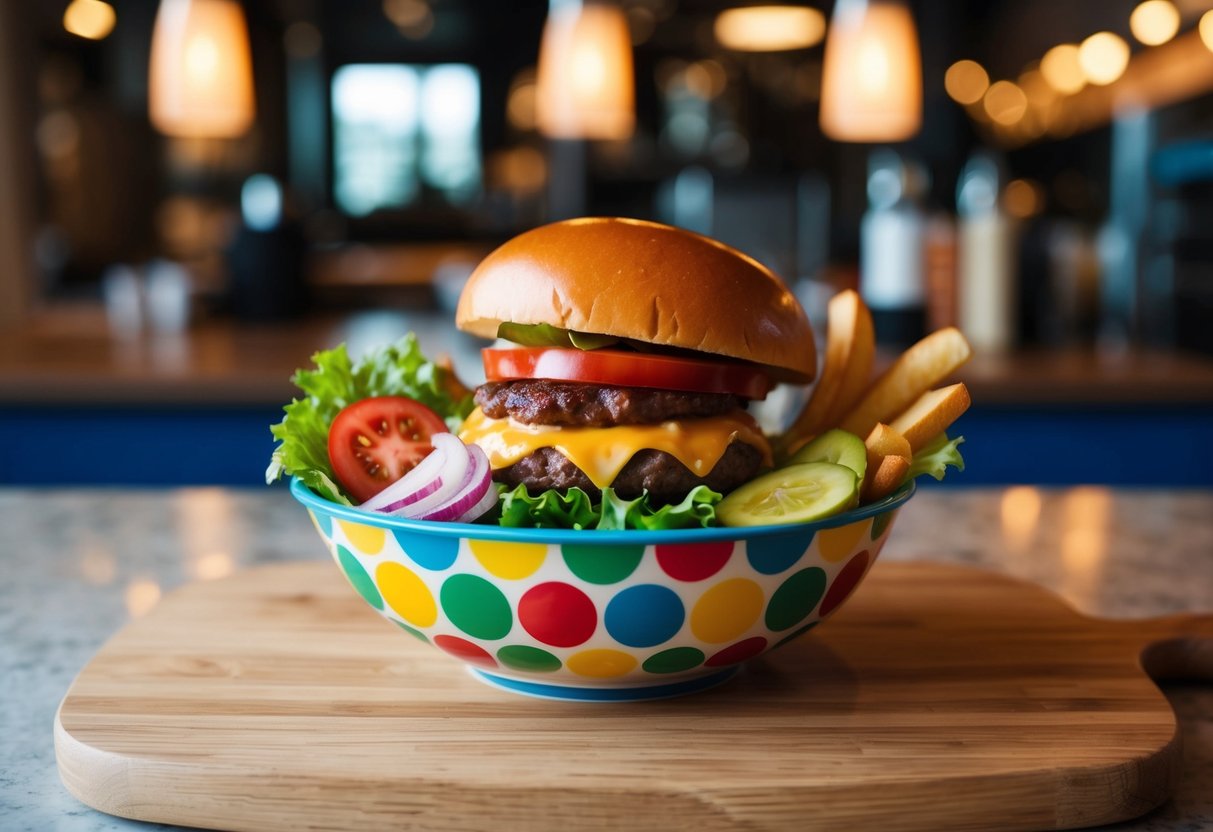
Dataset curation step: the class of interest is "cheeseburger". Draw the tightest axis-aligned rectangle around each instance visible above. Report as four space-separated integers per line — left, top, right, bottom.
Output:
455 217 816 506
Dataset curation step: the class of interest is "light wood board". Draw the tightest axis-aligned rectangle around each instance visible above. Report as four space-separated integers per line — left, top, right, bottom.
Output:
56 561 1213 832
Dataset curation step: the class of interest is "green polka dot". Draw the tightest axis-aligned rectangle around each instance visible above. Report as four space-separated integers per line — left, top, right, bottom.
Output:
765 567 827 632
561 543 645 584
871 510 895 541
393 619 428 642
642 646 705 674
497 644 562 673
440 574 513 640
774 620 818 649
337 545 382 610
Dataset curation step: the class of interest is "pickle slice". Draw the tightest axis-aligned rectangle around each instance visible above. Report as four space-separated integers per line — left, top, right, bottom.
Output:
788 429 867 479
717 462 860 527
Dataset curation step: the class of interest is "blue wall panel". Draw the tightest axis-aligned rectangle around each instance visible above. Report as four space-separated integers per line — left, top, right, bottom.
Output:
1 405 1211 487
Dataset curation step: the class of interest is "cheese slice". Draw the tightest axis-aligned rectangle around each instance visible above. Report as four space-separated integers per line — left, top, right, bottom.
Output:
458 407 773 490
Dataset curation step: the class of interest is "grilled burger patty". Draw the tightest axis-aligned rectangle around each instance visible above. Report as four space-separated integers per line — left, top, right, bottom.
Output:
475 380 742 427
493 443 764 504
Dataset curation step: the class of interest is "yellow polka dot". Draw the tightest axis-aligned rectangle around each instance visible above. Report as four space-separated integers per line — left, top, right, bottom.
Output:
338 520 386 555
690 579 764 643
816 521 870 562
375 561 437 627
566 648 638 678
468 539 547 579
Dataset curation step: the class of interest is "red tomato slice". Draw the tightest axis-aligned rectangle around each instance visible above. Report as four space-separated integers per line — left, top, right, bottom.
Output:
482 347 772 399
328 396 448 502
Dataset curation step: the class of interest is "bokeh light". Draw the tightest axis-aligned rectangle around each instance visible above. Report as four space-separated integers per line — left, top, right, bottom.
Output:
1201 10 1213 52
945 59 989 105
1129 0 1179 46
1079 32 1130 86
63 0 116 41
984 80 1027 125
1004 178 1045 219
1040 44 1085 95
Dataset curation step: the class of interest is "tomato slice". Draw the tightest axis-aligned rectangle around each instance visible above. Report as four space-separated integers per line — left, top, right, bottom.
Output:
328 396 448 502
482 347 772 399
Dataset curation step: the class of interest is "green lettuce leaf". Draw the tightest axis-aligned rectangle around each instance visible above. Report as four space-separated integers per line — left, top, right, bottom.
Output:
266 334 475 505
497 484 722 530
908 433 966 482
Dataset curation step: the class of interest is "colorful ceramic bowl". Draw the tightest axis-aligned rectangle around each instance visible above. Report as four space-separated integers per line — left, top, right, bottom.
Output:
292 477 915 702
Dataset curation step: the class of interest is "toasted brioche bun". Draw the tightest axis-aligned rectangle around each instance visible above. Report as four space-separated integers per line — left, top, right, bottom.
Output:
455 217 816 383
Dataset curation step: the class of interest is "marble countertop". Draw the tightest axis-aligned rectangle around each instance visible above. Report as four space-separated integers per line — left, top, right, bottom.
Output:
2 486 1210 831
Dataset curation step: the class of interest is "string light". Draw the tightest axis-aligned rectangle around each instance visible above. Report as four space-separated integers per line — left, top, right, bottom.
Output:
1078 32 1130 86
945 59 989 105
1040 44 1085 95
1129 0 1179 46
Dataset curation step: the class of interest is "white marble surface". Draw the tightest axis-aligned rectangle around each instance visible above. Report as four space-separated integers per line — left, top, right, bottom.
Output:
1 485 1210 832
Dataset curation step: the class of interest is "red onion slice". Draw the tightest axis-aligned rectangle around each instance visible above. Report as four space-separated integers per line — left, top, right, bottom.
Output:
455 477 500 523
360 433 450 512
396 433 472 518
418 444 492 522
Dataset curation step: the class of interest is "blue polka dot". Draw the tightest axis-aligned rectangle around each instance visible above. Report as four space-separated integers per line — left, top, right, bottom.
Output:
746 529 815 575
310 509 333 537
604 585 685 648
392 529 458 571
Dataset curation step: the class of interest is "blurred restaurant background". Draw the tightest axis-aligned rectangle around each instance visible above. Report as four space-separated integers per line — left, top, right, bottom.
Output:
1 0 1212 487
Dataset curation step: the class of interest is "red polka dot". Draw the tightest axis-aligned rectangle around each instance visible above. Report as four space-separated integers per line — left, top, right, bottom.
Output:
655 541 734 582
433 635 497 667
818 550 871 618
518 582 597 647
705 636 769 667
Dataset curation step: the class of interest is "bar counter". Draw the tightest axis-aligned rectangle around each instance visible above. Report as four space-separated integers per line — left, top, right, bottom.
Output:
3 305 1213 405
1 486 1210 830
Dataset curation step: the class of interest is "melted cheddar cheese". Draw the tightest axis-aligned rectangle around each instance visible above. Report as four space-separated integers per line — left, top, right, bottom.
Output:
458 407 772 490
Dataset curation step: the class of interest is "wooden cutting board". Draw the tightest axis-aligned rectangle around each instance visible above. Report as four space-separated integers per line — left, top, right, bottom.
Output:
56 561 1212 832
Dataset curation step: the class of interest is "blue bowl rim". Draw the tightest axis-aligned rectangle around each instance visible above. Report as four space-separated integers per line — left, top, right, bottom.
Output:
290 476 916 545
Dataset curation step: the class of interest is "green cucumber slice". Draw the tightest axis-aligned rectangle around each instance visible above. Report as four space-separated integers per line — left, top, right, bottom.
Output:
717 462 860 527
788 429 867 479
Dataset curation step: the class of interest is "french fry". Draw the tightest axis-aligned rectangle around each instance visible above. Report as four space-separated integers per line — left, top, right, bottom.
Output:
780 290 875 458
839 327 971 440
889 383 972 453
862 423 913 503
862 454 911 503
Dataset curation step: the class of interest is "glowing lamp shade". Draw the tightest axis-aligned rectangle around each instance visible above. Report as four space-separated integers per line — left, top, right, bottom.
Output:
714 6 827 52
536 2 635 140
148 0 256 138
820 0 922 142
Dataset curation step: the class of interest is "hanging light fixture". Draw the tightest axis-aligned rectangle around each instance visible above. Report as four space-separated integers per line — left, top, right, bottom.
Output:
819 0 922 142
148 0 256 139
536 0 635 140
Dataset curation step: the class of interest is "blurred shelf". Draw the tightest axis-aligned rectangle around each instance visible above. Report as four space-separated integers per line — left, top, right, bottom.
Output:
2 304 1213 407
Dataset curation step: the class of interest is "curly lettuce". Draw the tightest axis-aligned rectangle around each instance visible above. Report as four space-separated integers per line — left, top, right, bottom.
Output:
266 334 474 505
497 484 722 530
908 433 966 482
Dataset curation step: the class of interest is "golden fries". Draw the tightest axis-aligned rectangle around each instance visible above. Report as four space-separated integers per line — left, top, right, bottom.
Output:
839 327 972 440
861 423 913 502
889 383 972 453
780 289 874 458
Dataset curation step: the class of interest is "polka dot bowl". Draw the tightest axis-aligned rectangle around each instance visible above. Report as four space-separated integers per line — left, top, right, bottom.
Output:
291 477 915 702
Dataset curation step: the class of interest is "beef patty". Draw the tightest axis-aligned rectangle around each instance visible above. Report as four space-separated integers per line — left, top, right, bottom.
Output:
493 442 764 504
475 380 742 427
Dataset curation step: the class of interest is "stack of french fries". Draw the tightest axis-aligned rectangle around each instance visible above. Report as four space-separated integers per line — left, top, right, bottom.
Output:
778 290 973 503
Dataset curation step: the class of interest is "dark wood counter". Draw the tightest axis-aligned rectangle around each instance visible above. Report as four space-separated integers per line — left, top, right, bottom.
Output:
3 304 1213 407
